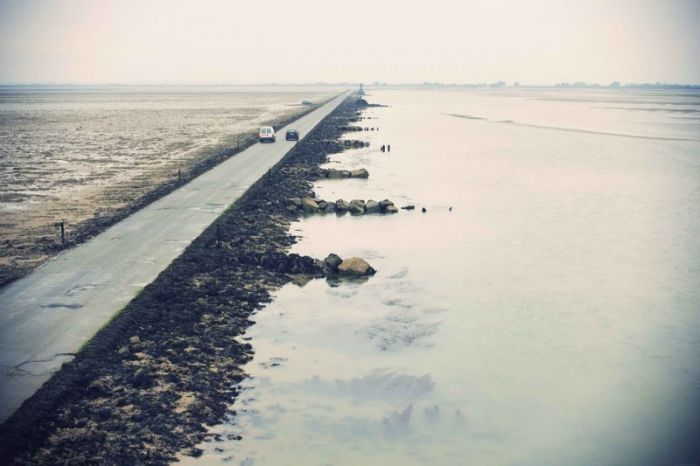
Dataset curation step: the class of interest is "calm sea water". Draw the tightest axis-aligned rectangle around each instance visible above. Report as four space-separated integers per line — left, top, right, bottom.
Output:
183 88 700 465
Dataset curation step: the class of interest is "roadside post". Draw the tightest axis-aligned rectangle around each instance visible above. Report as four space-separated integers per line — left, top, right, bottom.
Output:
55 220 65 245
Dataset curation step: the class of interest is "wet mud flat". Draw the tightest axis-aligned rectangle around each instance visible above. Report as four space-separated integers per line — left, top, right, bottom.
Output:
0 98 328 288
0 96 366 465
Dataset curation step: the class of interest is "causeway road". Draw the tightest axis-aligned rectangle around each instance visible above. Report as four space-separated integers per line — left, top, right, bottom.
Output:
0 91 351 422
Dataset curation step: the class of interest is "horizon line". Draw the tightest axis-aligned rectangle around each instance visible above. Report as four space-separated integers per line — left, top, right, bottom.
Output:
1 81 700 89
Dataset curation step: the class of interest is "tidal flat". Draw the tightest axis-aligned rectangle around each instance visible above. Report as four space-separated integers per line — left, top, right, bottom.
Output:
0 86 339 285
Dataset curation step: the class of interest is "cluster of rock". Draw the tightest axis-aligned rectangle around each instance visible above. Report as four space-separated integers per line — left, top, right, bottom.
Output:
323 253 376 277
339 125 363 132
343 140 369 148
337 125 378 132
238 250 376 278
317 168 369 179
289 197 399 215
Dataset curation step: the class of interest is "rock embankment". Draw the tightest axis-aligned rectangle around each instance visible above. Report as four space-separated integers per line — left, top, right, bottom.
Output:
0 96 375 465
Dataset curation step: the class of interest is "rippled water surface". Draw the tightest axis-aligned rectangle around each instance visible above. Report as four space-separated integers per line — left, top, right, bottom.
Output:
183 88 700 465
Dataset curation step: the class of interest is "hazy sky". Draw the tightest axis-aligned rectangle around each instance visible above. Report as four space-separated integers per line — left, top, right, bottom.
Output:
1 0 699 85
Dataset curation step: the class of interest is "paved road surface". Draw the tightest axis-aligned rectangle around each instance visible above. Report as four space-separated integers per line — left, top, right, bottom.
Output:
0 91 350 422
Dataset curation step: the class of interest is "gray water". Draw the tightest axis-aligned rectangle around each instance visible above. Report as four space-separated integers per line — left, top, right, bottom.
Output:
182 88 700 465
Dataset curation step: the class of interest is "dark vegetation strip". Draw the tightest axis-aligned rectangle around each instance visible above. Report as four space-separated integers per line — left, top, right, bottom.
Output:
0 95 364 465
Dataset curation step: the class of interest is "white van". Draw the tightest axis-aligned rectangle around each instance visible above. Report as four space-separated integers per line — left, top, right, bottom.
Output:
259 126 276 143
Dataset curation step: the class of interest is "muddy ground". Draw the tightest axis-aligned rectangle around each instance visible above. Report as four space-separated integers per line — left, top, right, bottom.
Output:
0 94 333 287
0 95 368 465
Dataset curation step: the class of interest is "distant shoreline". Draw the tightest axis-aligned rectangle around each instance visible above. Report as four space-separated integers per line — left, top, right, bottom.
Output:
2 82 699 90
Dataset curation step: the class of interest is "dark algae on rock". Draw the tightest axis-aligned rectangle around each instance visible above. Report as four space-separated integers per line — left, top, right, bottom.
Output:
0 95 370 465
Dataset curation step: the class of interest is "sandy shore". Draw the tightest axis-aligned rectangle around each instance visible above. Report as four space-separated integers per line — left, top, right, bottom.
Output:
0 95 367 464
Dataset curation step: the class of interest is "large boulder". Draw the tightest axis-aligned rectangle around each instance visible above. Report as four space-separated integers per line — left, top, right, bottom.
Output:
350 168 369 178
378 199 393 211
365 200 380 214
335 199 349 212
301 197 320 214
317 200 328 211
338 257 376 277
327 169 344 179
323 253 343 272
379 199 398 213
348 199 365 215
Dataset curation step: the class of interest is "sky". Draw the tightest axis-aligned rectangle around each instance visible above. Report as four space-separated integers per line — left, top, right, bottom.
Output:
0 0 699 85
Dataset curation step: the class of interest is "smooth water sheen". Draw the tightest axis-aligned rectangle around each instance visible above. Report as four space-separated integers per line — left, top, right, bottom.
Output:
182 88 700 465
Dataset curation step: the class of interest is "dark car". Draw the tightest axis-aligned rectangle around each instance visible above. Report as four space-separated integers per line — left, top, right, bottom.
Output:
285 129 300 141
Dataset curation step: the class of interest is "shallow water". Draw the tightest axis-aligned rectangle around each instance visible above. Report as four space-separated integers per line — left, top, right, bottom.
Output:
182 88 700 465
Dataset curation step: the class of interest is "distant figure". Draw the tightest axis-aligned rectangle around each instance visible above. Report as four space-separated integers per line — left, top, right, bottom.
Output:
449 206 453 212
421 207 427 213
387 145 391 152
381 145 386 152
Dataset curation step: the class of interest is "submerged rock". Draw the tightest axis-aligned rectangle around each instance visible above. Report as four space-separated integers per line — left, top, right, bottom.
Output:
401 205 415 210
338 257 376 277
